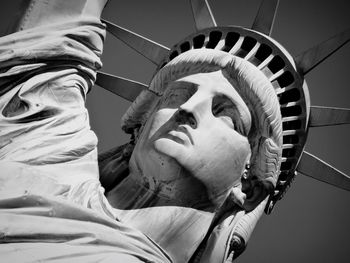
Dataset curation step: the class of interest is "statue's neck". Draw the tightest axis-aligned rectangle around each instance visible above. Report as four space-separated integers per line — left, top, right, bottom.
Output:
106 168 223 262
104 153 240 262
107 167 219 211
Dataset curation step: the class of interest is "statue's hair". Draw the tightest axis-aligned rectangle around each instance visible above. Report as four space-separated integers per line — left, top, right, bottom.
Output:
122 49 282 190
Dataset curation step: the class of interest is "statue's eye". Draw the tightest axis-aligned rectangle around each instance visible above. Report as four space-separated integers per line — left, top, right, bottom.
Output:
212 102 235 129
212 95 244 134
161 90 182 108
160 82 197 108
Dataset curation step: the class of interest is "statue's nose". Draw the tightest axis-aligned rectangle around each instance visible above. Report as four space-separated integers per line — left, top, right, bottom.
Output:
176 90 210 128
174 109 197 129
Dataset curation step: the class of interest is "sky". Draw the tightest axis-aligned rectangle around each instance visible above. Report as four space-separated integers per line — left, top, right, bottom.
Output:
1 1 350 262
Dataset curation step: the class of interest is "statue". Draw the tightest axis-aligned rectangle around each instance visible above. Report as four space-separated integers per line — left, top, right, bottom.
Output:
0 0 349 262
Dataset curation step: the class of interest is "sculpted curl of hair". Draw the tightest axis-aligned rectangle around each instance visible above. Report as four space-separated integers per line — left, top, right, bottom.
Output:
121 49 282 190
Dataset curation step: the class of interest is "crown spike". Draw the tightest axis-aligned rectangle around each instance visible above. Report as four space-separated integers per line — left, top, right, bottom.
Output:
96 71 147 101
295 28 350 75
189 0 217 31
251 0 279 36
309 106 350 127
102 19 170 65
297 151 350 191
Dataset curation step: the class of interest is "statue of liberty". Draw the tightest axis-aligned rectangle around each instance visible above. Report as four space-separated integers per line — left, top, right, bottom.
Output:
0 0 349 262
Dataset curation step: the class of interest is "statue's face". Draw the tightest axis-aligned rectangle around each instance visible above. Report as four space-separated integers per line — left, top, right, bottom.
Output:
132 71 252 203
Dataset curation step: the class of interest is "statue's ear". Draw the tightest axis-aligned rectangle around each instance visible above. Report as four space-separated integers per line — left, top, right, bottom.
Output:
241 177 272 212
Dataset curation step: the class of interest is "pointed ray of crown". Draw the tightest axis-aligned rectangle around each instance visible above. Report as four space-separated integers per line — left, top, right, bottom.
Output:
251 0 279 36
189 0 217 31
98 0 350 214
95 71 148 101
101 19 170 66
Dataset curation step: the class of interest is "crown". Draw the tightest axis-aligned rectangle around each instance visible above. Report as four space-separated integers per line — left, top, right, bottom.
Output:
96 0 350 214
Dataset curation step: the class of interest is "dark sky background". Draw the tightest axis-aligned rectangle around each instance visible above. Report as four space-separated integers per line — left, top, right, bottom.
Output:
1 1 350 262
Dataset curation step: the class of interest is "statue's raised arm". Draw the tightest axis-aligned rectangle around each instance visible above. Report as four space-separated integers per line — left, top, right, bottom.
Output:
0 0 110 209
0 1 171 262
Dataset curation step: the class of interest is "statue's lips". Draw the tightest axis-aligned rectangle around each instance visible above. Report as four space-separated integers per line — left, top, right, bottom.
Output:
164 125 193 145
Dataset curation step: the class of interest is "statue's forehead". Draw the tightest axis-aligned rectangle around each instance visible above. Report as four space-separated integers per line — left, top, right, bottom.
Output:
174 70 233 94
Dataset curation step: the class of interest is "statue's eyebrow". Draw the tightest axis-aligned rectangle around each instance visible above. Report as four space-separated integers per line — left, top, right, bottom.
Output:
161 81 198 100
168 80 198 92
158 81 198 109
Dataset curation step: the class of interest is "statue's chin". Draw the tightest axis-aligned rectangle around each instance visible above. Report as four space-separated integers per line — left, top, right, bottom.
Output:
153 137 189 162
130 136 188 184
